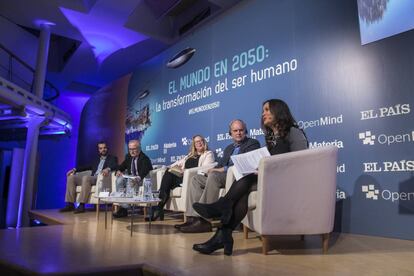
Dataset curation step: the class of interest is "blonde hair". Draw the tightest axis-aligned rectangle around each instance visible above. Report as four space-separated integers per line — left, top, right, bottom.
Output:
189 135 208 157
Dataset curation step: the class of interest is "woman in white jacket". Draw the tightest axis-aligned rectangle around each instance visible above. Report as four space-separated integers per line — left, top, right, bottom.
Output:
150 135 215 221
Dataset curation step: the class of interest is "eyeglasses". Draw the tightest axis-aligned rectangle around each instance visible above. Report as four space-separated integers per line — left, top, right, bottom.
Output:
128 148 139 151
231 129 244 133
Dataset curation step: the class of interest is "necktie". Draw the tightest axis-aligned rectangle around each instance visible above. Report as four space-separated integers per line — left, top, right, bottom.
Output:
131 157 137 176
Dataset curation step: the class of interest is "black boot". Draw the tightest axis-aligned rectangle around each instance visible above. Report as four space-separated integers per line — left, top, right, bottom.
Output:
179 217 212 233
145 206 164 221
74 203 85 214
59 202 75 212
174 216 195 229
192 227 233 255
193 197 233 224
113 207 128 218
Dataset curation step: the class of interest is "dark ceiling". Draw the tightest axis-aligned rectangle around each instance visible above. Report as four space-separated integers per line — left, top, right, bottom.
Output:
0 0 242 94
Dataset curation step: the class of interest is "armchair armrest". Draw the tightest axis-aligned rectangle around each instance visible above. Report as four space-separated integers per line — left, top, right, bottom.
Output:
75 170 92 177
225 166 236 193
156 167 168 190
149 167 166 191
256 146 338 235
198 162 218 173
95 172 117 196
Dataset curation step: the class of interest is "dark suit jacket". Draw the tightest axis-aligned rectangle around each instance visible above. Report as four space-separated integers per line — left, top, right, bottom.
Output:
77 154 118 176
118 151 153 179
217 137 261 168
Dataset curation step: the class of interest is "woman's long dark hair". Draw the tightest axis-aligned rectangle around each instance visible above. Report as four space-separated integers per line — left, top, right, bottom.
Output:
261 99 299 141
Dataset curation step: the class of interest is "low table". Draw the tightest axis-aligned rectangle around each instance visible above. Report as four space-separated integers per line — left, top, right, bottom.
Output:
99 197 161 236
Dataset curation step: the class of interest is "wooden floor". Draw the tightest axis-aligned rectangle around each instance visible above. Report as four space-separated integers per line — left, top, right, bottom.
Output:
1 209 414 275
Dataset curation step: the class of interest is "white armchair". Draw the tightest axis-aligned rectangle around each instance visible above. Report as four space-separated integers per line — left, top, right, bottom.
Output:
75 171 116 204
157 163 217 212
232 146 338 254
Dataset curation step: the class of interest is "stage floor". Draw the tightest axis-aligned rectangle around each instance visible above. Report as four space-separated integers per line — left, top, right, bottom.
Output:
1 209 414 275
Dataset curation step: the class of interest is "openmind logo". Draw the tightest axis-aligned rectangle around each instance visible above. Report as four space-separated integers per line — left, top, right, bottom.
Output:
215 148 224 158
298 114 343 130
181 137 190 146
359 130 414 146
359 131 375 145
362 184 414 202
360 103 410 120
362 185 379 200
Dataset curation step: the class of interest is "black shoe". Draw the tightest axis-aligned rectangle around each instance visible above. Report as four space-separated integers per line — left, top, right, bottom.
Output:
59 203 75 212
193 197 233 224
145 207 164 221
74 203 85 214
174 216 195 229
113 207 128 218
179 218 212 233
193 227 233 255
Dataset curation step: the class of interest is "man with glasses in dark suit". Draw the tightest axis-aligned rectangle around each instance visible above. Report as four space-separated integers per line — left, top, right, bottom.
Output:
113 139 153 218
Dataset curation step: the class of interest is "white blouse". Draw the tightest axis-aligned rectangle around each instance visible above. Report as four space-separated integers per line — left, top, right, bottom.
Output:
170 150 215 170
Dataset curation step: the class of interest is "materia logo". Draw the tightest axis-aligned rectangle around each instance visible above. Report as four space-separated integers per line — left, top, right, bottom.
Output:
362 184 379 200
359 131 376 145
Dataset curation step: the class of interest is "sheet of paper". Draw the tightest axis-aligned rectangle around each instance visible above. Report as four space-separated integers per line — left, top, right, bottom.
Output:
122 174 140 180
230 147 270 180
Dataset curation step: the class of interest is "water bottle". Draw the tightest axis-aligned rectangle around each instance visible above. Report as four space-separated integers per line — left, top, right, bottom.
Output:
143 177 153 201
126 179 133 197
97 177 103 194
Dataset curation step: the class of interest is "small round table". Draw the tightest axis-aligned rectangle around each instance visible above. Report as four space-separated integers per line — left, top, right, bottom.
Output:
99 197 161 236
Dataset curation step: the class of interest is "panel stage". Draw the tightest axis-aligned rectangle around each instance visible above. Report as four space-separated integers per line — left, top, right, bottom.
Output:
0 209 413 275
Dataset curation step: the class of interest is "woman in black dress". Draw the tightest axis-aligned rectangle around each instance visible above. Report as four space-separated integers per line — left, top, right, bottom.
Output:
192 99 308 255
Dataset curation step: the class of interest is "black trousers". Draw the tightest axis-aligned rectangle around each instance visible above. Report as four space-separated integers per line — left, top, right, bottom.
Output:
223 173 258 229
158 171 183 208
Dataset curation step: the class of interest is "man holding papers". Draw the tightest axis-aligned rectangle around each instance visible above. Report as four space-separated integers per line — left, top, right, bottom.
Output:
177 119 260 233
192 99 308 255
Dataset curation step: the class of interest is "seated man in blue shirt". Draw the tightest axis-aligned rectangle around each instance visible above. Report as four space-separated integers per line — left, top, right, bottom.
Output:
177 119 260 233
